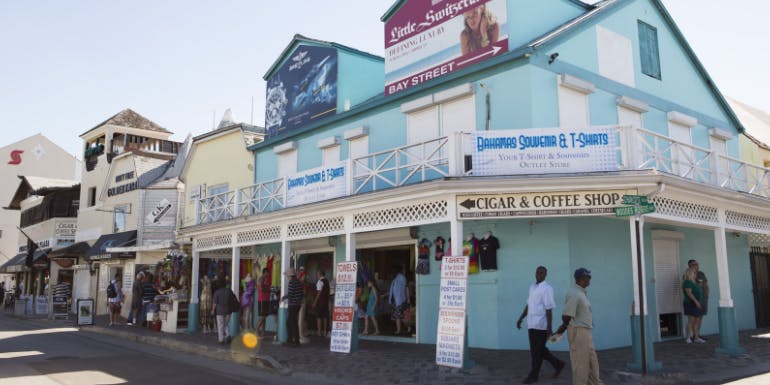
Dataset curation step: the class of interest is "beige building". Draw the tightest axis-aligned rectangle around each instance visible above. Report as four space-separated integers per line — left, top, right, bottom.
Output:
730 98 770 168
0 135 80 290
75 109 183 316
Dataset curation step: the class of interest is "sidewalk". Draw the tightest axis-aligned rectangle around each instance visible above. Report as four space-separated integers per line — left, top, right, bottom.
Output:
8 310 770 385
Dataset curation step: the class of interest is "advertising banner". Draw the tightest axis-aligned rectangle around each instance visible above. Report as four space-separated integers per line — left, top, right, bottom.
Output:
286 162 348 207
385 0 508 95
330 261 358 353
436 256 469 368
265 45 338 138
456 189 637 219
471 126 619 175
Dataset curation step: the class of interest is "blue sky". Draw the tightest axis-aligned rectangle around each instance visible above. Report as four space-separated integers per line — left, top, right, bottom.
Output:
1 1 768 158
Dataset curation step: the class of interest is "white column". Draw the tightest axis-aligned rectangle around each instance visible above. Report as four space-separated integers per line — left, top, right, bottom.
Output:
447 194 463 256
191 248 200 304
231 239 240 294
715 209 734 307
344 215 356 262
280 225 290 310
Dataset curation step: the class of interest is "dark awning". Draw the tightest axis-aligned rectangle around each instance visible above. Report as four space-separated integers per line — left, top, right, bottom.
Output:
0 248 49 273
0 253 27 273
85 230 137 260
48 241 92 258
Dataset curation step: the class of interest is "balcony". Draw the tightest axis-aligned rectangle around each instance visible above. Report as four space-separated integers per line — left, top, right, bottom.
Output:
191 126 770 225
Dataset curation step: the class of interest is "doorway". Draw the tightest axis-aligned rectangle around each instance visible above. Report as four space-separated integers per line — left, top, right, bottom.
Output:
750 247 770 327
652 231 685 339
357 245 415 336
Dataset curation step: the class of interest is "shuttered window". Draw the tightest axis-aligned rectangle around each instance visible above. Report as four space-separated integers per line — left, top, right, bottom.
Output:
638 21 661 80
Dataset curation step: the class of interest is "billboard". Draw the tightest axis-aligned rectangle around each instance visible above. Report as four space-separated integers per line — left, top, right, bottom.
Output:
385 0 508 95
265 45 338 138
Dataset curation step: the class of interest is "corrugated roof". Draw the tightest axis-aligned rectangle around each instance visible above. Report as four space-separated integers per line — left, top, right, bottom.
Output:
80 108 171 138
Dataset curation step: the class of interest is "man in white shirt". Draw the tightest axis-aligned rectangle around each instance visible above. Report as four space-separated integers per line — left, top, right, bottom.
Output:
517 266 565 384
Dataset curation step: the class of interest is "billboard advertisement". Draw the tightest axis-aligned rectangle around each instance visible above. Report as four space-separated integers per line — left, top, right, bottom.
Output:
384 0 508 95
265 45 338 138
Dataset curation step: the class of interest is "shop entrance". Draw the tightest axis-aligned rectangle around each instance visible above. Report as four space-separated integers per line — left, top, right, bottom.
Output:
297 252 334 336
750 248 770 327
652 234 684 339
357 245 415 337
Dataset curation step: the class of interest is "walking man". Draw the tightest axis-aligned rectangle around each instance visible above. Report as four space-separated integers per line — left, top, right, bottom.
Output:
212 279 232 344
313 270 330 338
556 268 603 385
282 267 304 346
517 266 565 383
107 273 124 326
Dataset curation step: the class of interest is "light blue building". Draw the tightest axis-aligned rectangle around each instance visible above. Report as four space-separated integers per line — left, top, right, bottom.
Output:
181 0 770 370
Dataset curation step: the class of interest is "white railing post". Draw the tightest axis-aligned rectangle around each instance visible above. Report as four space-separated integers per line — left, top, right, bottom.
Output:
346 157 354 195
448 133 460 176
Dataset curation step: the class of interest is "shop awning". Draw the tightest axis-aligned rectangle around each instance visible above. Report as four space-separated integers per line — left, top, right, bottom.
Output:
0 248 50 273
0 253 27 273
48 241 92 258
85 230 137 261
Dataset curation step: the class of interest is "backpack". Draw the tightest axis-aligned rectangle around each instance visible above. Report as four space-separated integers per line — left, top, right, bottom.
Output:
106 283 117 299
228 290 240 313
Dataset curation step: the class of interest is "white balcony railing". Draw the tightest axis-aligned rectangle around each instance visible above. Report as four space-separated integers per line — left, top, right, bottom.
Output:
193 127 770 225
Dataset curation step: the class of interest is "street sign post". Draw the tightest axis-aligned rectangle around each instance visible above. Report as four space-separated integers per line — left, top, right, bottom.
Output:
618 195 656 375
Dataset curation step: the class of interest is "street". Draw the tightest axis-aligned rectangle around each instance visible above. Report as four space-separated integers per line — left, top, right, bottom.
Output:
0 315 304 385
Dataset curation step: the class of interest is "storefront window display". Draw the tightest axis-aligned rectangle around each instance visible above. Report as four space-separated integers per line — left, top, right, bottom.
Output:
356 246 416 336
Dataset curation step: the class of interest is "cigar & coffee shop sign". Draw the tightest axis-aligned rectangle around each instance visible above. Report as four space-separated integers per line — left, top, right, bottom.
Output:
457 189 637 219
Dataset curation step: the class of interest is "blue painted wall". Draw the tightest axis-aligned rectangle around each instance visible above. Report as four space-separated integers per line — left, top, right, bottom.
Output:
507 0 585 50
338 51 384 111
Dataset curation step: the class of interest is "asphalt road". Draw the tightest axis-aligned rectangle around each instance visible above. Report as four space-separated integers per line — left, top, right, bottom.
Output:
0 315 308 385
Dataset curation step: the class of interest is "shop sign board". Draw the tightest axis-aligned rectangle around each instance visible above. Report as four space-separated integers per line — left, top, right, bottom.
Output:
330 261 357 353
471 126 618 176
265 45 338 138
77 298 94 325
53 296 69 319
384 0 508 95
286 162 348 207
456 189 637 219
436 256 469 368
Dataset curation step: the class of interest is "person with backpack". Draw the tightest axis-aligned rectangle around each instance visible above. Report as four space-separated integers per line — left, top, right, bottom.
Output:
212 279 236 344
107 273 124 326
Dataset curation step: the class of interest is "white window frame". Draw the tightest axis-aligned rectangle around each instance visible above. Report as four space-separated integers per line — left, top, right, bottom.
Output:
277 150 297 178
113 204 130 233
558 74 594 128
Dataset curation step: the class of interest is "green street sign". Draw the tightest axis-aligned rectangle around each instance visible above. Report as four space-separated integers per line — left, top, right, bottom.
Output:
622 195 648 205
614 203 656 217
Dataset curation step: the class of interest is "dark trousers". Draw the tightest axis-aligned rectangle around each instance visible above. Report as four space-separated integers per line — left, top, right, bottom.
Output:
287 305 301 344
527 329 563 380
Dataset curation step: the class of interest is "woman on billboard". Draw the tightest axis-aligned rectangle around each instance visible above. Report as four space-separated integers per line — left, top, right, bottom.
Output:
460 4 499 55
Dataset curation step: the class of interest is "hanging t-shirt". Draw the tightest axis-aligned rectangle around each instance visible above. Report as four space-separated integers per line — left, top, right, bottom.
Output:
479 235 500 271
434 236 445 261
463 236 480 274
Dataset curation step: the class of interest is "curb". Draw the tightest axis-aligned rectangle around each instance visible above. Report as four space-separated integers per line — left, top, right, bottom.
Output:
79 326 290 375
613 370 691 385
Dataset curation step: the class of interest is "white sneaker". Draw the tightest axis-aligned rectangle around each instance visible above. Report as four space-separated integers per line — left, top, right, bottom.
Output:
685 337 692 344
694 337 706 343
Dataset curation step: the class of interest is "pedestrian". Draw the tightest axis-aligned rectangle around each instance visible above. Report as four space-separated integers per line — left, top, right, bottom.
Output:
389 265 410 335
313 270 330 337
107 273 124 327
517 266 565 383
255 268 271 336
555 268 603 385
683 266 705 343
362 278 380 335
0 282 5 309
139 273 158 327
282 267 303 346
212 279 232 344
126 272 144 325
688 259 709 340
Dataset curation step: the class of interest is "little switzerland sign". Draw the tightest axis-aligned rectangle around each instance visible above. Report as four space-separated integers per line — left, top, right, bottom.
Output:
456 189 637 219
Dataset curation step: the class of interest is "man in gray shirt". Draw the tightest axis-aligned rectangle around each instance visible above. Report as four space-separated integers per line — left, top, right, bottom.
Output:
212 280 233 344
556 268 603 385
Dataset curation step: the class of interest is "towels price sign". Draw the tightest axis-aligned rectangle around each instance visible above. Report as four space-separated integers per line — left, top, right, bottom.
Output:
330 261 357 353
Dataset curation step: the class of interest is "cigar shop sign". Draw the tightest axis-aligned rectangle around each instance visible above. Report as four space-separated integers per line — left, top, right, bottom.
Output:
456 189 637 219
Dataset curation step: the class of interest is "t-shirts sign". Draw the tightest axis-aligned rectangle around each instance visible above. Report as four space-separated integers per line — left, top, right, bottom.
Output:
330 261 357 353
436 256 469 368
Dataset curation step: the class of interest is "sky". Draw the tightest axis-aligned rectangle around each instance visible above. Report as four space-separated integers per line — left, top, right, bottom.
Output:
1 0 768 159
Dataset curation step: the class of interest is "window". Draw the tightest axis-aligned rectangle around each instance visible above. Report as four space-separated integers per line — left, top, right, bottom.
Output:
87 187 96 207
638 21 661 79
277 150 297 177
322 145 340 166
113 205 129 233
